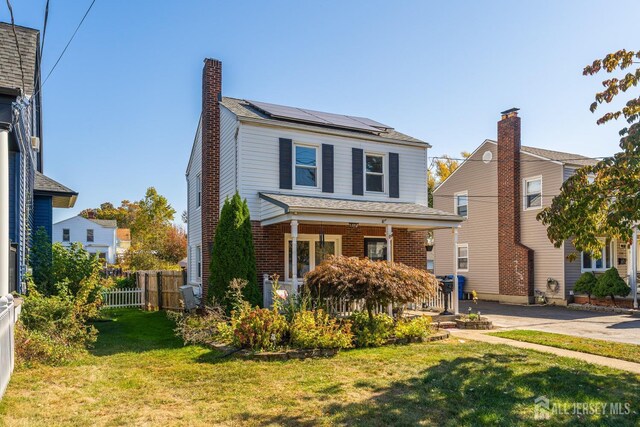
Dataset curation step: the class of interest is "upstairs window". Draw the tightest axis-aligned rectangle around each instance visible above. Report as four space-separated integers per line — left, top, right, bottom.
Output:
582 239 612 272
524 177 542 209
365 154 384 192
196 174 202 208
62 229 70 242
455 191 468 217
87 229 94 242
295 145 317 187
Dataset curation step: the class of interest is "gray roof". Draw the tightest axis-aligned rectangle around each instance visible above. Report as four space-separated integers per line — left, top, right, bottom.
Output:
88 218 118 228
521 145 598 167
259 192 463 221
221 97 427 145
34 172 76 195
0 22 39 96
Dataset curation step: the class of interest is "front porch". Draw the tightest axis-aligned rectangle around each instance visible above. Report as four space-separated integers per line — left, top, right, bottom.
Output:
254 192 464 313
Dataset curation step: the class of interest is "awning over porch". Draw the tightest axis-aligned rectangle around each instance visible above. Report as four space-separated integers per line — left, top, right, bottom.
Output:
34 172 78 208
259 192 463 229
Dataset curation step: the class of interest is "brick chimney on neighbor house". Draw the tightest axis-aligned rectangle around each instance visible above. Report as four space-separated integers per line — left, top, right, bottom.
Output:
201 58 222 299
497 108 534 303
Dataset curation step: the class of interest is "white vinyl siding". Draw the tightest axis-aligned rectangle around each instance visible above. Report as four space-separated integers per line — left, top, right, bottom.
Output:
53 216 117 264
238 123 428 220
220 106 238 203
186 121 203 285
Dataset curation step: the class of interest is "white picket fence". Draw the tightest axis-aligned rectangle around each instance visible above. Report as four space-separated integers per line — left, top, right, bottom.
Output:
102 288 145 309
0 294 16 399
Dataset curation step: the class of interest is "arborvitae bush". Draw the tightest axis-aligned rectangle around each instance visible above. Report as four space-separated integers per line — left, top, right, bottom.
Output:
574 272 598 303
593 267 630 305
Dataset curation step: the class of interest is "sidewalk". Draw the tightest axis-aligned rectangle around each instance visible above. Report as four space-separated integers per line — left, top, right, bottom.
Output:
450 329 640 375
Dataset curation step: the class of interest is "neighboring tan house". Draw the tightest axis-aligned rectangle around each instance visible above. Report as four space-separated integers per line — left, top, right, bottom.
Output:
432 108 632 305
116 228 131 260
186 59 464 301
53 216 117 264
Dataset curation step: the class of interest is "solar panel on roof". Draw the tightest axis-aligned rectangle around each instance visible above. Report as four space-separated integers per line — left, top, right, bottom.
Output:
247 100 386 134
349 116 393 130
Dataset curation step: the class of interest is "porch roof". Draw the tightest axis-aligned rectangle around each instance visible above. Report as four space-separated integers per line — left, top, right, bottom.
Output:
259 192 464 228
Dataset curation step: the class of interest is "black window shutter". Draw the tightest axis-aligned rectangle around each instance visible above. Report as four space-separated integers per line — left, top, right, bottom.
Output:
322 144 334 193
352 148 364 196
389 152 400 198
279 138 292 189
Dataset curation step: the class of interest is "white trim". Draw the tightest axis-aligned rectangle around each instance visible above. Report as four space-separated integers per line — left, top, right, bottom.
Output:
454 190 468 218
196 173 202 209
261 212 463 229
456 243 469 272
284 233 342 280
195 245 202 280
293 143 320 189
364 152 386 194
581 239 613 273
523 175 543 211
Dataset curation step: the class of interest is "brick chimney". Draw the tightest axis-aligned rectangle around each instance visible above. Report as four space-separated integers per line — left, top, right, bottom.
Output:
497 108 534 302
201 58 222 299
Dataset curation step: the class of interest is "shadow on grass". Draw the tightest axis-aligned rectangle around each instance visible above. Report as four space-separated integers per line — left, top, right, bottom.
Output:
91 309 184 356
245 352 640 426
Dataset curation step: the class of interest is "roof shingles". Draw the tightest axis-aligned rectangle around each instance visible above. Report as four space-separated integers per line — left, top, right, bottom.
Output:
0 23 39 96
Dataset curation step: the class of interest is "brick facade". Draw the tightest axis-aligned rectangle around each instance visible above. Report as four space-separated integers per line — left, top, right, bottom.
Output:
251 221 427 294
497 110 534 301
201 59 222 299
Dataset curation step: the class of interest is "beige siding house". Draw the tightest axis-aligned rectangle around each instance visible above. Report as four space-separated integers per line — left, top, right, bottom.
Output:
432 109 626 305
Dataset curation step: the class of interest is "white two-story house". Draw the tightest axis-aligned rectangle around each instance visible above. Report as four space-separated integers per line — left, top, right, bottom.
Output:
186 59 464 305
53 215 118 264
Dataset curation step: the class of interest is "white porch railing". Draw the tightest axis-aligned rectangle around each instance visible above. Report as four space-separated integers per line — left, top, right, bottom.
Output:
102 288 145 309
0 294 16 399
263 274 451 315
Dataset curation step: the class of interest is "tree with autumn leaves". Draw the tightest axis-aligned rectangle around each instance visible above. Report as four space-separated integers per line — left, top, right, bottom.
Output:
427 152 471 207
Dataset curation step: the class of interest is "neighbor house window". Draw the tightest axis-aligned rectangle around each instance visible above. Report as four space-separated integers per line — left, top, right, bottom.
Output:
87 229 94 242
62 229 70 242
454 191 468 217
457 244 469 271
581 239 612 272
365 154 384 192
196 245 202 279
285 234 341 279
524 177 542 209
295 144 317 187
196 174 202 208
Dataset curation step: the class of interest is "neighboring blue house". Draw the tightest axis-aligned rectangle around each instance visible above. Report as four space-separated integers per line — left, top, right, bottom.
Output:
1 22 77 294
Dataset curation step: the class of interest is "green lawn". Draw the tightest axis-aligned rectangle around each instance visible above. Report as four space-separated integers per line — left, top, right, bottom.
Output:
489 329 640 363
1 310 639 426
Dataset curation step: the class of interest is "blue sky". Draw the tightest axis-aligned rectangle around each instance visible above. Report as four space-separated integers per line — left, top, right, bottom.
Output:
4 0 640 223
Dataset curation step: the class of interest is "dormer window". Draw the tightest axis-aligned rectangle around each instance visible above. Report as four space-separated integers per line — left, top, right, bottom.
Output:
365 154 384 192
295 144 317 187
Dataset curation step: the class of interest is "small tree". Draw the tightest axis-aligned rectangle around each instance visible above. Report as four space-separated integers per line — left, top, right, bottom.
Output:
574 272 597 304
30 227 53 295
209 193 260 310
304 256 438 321
593 267 630 305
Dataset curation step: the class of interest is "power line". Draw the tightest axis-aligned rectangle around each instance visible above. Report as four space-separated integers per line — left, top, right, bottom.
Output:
429 155 607 163
5 0 26 93
41 0 50 59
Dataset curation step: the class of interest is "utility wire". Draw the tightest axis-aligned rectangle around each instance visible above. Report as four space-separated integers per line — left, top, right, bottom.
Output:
41 0 50 59
5 0 26 94
429 155 607 163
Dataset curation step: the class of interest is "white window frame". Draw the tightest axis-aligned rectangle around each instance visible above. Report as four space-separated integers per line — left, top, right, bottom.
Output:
62 228 70 242
196 174 202 209
284 233 342 280
523 176 543 211
454 191 468 218
293 143 320 188
87 229 94 242
456 243 469 272
195 245 202 280
581 239 613 273
365 152 386 194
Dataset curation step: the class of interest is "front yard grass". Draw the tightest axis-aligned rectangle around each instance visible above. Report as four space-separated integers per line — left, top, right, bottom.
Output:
1 309 639 426
489 329 640 363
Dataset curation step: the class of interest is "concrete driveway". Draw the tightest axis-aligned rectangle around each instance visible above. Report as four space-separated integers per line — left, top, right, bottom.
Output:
460 300 640 345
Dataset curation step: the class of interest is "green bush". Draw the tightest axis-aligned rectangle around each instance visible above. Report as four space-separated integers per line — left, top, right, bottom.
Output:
167 306 232 346
593 267 631 305
114 275 136 289
232 307 288 351
350 311 394 347
394 316 432 342
289 309 353 349
574 272 598 303
209 193 260 311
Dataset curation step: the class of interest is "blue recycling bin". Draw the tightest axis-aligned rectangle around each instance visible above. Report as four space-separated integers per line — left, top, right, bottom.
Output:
446 275 466 300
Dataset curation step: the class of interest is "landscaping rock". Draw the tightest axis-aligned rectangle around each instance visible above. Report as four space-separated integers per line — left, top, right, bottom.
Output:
455 319 493 330
567 303 638 316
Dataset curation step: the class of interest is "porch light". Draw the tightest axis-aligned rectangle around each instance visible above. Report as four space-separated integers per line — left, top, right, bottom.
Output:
348 222 359 228
425 233 434 252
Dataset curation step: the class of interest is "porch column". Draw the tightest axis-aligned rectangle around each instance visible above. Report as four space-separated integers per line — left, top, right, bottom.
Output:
632 225 638 309
453 227 459 315
291 220 299 292
385 224 393 316
0 126 9 297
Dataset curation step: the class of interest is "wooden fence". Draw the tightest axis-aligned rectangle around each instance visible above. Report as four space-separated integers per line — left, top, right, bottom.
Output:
134 270 187 311
102 288 144 308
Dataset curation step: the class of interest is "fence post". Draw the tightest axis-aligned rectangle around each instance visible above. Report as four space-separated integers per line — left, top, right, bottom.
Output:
145 273 149 310
157 271 163 310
